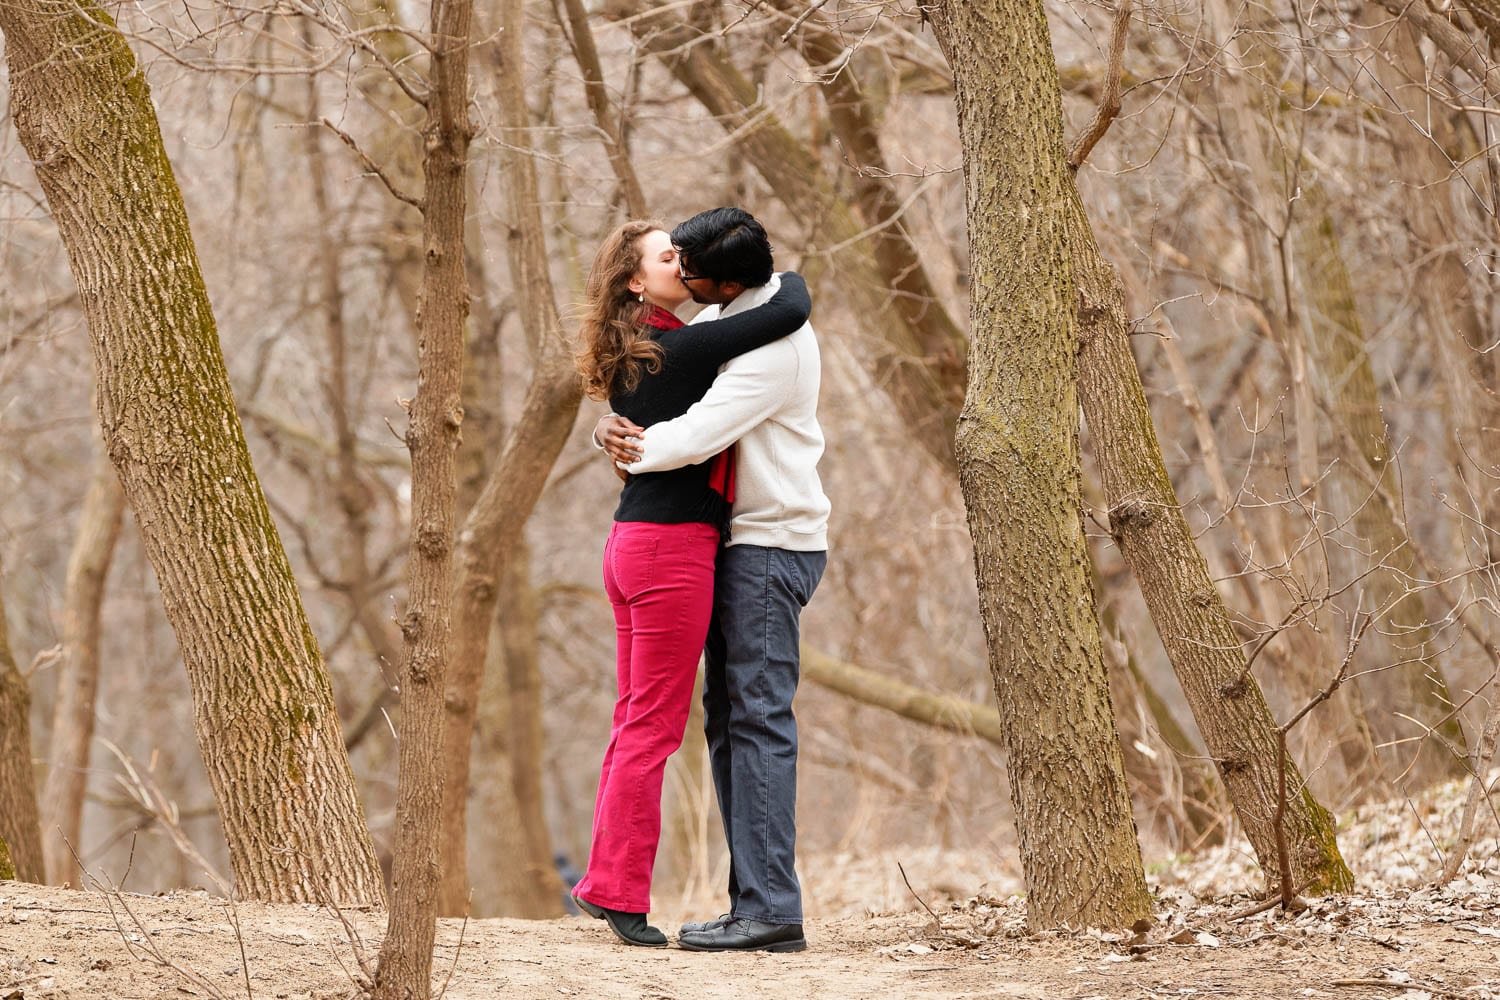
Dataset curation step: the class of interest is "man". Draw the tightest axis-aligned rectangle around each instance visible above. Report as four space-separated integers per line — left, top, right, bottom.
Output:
595 206 830 953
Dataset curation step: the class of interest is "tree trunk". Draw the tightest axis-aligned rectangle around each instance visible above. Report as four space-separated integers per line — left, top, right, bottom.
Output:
0 563 44 883
41 448 126 886
369 0 473 988
449 538 566 918
435 0 581 916
556 0 648 218
467 613 537 915
1292 183 1467 786
929 0 1151 930
1070 202 1353 893
1102 638 1226 851
0 0 384 903
1373 0 1500 103
1087 551 1227 851
802 646 1008 745
1370 17 1500 545
767 0 968 391
496 541 566 916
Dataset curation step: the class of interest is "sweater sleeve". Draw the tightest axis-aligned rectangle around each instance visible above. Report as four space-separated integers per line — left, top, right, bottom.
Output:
651 272 810 369
625 340 799 473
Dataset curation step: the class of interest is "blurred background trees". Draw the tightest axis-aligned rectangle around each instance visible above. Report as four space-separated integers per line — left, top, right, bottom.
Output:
2 0 1498 923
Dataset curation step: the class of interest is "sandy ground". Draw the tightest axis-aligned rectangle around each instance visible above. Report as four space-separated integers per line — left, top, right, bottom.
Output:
6 773 1500 999
2 876 1497 1000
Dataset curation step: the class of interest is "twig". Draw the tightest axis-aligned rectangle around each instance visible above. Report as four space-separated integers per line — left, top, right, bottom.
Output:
301 853 377 985
1221 882 1308 922
434 901 471 1000
1331 978 1459 998
224 898 254 1000
1436 707 1500 883
779 0 833 43
897 861 943 926
100 738 231 893
66 840 233 1000
321 118 426 211
721 0 765 34
1068 0 1134 170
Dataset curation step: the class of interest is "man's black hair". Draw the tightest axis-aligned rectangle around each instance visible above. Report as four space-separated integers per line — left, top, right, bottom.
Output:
671 207 774 287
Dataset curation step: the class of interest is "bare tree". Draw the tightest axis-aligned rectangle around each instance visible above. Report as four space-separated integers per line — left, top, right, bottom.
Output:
0 0 385 903
41 448 126 886
929 0 1151 929
0 558 44 882
368 0 474 988
435 0 583 916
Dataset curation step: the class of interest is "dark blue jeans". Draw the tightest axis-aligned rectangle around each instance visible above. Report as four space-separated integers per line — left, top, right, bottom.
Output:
703 544 826 925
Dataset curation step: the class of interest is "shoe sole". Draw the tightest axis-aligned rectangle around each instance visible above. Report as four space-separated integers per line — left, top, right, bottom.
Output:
677 937 807 953
573 895 667 948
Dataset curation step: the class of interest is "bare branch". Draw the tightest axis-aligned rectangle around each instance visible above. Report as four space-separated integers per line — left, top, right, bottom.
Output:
320 118 426 210
1068 0 1133 171
777 0 832 43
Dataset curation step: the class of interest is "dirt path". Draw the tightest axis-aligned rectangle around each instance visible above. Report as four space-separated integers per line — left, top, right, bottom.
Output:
3 880 1497 999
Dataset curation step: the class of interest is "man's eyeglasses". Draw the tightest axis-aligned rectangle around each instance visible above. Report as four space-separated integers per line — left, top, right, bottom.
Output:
676 259 712 284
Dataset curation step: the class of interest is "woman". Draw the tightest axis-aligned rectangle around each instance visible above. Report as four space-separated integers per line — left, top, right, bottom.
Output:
570 220 810 947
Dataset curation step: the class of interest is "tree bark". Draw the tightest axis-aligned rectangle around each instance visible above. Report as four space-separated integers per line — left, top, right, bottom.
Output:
1101 635 1226 850
1070 203 1353 893
0 0 385 903
0 563 44 883
369 0 473 988
435 0 580 917
41 449 126 886
929 0 1151 930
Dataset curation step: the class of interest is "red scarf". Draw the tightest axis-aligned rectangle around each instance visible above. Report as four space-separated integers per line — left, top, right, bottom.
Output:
642 304 736 504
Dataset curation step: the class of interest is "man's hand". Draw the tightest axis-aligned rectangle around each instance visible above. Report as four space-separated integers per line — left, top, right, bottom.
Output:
596 413 646 465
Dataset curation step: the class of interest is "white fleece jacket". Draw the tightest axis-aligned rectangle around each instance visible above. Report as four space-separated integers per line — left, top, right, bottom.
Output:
624 274 831 551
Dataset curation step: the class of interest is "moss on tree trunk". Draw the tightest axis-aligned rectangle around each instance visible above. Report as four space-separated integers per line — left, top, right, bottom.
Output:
0 0 383 903
930 0 1152 930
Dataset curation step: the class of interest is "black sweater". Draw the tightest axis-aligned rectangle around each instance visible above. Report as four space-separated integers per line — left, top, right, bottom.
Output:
611 273 811 527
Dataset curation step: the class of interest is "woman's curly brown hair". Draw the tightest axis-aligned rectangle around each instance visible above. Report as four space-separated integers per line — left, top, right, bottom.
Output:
575 220 667 400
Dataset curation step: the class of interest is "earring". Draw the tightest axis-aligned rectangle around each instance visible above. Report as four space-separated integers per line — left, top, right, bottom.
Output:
637 293 644 303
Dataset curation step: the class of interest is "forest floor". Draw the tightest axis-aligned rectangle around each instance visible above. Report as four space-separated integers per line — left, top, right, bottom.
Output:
3 773 1499 1000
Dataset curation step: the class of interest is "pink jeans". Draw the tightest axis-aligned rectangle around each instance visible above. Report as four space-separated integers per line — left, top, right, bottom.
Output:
572 520 719 913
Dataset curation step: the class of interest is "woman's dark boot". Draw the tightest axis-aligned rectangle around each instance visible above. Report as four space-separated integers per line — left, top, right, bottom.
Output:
573 895 668 948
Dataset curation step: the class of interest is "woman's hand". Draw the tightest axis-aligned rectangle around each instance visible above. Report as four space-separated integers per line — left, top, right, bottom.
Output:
596 413 646 465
